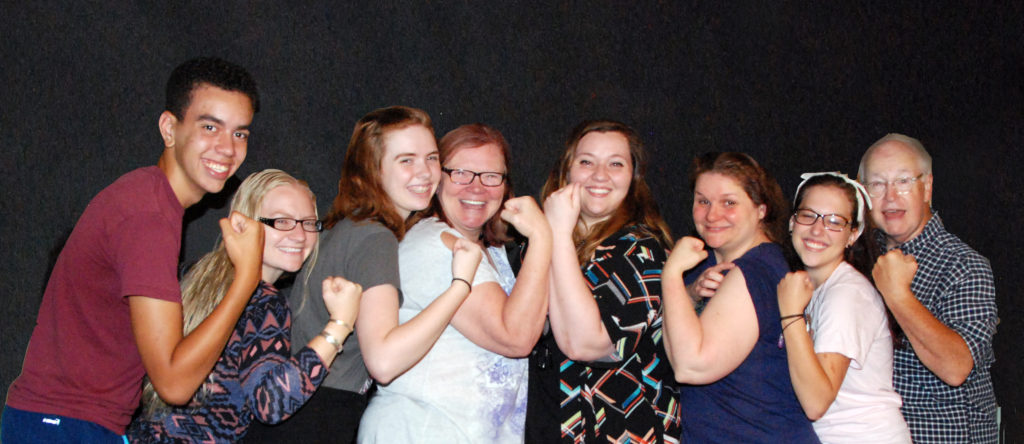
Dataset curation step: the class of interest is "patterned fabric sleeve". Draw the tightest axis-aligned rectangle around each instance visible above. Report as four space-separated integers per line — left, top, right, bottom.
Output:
236 288 329 425
935 251 998 371
583 230 667 365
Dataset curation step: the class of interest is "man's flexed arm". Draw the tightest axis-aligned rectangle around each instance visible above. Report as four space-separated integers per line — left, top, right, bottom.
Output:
131 212 263 405
874 249 972 386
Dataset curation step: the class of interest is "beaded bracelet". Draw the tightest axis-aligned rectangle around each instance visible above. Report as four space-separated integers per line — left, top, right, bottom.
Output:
776 315 807 349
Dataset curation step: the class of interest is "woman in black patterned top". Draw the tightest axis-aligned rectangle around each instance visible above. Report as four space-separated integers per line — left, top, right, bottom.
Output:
127 169 361 443
527 120 680 443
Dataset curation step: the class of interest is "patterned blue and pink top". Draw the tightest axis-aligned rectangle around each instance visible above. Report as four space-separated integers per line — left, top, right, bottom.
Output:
126 281 327 443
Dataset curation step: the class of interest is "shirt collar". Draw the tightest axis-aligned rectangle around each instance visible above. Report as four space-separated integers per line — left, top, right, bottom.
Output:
876 212 944 254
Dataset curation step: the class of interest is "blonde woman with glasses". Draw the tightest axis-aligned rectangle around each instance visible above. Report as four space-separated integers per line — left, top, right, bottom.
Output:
128 169 361 443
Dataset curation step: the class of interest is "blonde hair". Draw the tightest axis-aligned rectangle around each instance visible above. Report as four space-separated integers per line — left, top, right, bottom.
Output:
138 169 318 417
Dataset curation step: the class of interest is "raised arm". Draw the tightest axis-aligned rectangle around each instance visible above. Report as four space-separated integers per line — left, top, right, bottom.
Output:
358 236 482 384
777 271 850 420
873 249 973 385
308 276 362 365
131 212 263 405
543 183 614 361
245 277 362 424
450 196 552 357
662 237 758 384
660 237 706 367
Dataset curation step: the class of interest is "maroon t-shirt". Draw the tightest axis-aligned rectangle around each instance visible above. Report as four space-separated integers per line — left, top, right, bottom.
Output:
7 166 184 434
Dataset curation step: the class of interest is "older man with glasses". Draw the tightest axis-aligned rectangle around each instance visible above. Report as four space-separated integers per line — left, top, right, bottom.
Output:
858 133 998 443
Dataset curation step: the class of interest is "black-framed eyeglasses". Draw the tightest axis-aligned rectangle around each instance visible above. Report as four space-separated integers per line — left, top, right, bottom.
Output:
863 173 924 198
792 209 850 232
258 217 323 233
441 167 506 187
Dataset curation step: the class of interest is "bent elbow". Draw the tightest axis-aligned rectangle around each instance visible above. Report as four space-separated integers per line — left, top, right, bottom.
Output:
563 345 606 362
366 365 398 385
468 335 532 358
503 332 544 358
935 355 973 387
564 351 591 361
804 405 827 421
674 368 703 385
940 367 971 387
798 392 838 420
502 342 534 359
364 356 411 386
153 384 196 406
673 364 720 385
368 372 396 386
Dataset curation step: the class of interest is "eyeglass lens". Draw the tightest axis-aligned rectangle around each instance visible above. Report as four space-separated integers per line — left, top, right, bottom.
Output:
793 209 849 231
446 168 504 186
260 217 322 232
865 174 922 197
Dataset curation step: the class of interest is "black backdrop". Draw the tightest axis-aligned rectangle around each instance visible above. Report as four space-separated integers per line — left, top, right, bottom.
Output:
2 1 1021 439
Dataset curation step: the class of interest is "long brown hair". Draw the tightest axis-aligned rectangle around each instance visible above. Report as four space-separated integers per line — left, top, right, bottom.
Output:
324 105 433 240
411 123 514 247
689 152 789 244
541 120 672 263
790 174 877 276
139 169 318 417
791 174 896 346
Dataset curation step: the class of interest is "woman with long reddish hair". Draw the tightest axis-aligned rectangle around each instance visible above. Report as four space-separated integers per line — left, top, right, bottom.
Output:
358 123 551 443
246 107 482 443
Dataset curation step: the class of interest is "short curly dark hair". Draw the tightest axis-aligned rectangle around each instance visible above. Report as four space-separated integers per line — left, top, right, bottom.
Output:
164 57 259 119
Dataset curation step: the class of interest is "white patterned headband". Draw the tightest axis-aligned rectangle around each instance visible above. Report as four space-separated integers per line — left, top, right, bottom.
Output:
794 171 873 227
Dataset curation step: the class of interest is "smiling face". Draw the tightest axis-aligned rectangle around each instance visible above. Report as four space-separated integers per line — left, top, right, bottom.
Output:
160 84 254 207
567 131 633 228
692 172 768 262
439 143 507 240
791 184 857 285
862 141 933 247
379 124 441 219
259 183 319 284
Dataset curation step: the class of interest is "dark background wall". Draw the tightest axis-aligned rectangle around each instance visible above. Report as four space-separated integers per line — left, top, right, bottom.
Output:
2 1 1021 439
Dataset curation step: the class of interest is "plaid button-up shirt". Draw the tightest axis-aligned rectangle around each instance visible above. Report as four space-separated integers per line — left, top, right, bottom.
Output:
878 213 998 443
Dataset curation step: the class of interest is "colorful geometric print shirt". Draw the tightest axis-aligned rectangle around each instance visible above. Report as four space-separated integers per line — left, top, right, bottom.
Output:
558 227 681 444
126 281 328 444
877 213 998 443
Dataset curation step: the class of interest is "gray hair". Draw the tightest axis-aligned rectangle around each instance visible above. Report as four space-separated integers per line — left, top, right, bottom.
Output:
858 133 933 180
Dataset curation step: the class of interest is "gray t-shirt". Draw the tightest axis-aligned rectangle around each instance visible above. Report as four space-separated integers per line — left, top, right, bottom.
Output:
287 217 402 393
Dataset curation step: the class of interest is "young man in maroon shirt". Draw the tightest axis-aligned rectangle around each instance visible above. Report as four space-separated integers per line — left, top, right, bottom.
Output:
3 57 265 443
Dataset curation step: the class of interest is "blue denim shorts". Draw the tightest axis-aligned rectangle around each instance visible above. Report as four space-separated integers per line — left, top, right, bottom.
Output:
1 405 128 444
